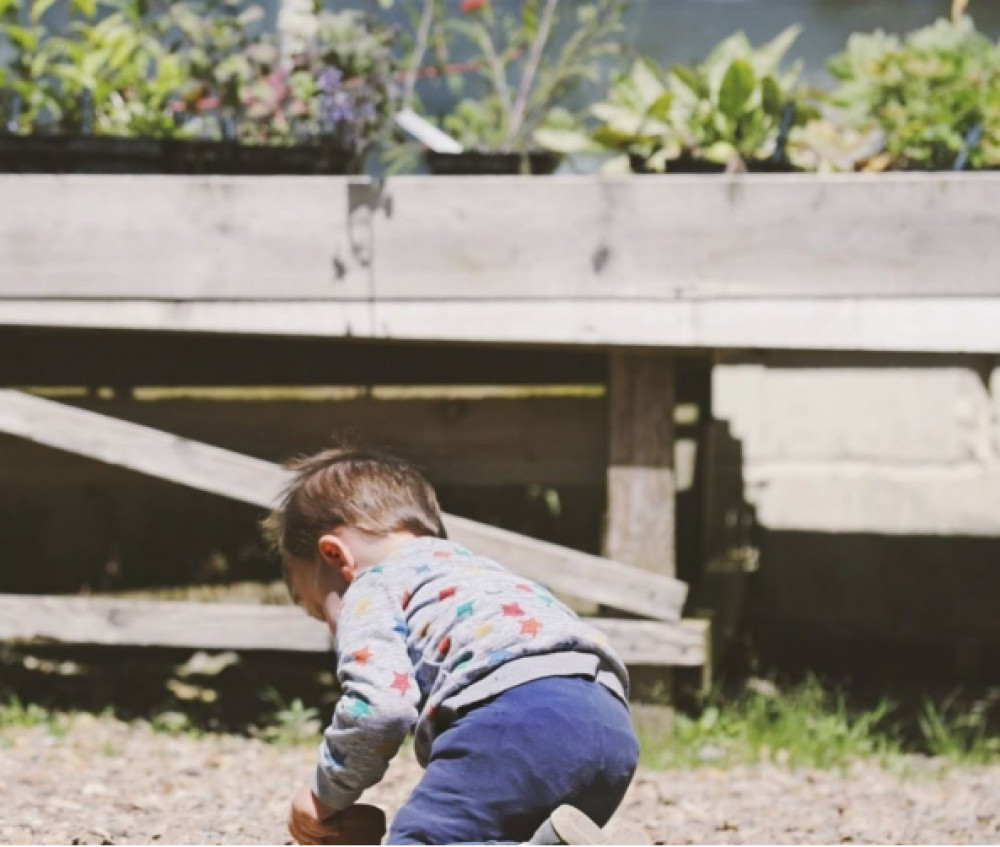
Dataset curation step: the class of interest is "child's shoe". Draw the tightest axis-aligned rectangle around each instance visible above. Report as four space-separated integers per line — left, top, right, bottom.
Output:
528 806 609 845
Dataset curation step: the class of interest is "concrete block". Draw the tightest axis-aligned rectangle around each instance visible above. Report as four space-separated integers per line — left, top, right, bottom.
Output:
746 466 1000 536
714 365 993 464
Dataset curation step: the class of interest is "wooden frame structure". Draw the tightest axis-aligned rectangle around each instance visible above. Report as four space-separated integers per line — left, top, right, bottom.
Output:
4 171 1000 676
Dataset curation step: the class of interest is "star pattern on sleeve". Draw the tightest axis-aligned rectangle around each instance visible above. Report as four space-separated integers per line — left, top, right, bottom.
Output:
438 635 452 655
391 672 412 695
501 602 525 617
352 647 373 666
474 622 493 639
353 596 373 617
516 583 535 594
456 600 475 619
346 696 372 720
520 618 542 637
439 586 457 601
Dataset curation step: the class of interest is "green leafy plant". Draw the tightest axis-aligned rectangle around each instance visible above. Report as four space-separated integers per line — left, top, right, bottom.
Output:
918 695 1000 764
37 0 190 137
0 0 67 131
253 689 321 747
638 676 901 770
383 0 627 161
541 26 817 172
168 0 398 154
826 15 1000 171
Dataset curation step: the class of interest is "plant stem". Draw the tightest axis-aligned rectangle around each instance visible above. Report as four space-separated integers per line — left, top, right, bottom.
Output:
403 0 434 111
505 0 559 148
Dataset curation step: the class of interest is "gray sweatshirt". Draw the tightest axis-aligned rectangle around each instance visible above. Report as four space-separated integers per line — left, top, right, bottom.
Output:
312 536 630 811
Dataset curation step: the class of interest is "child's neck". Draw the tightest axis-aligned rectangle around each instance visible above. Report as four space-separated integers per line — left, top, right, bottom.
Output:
353 531 423 570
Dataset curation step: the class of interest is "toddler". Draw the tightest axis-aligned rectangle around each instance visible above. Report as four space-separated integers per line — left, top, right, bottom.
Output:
266 449 639 845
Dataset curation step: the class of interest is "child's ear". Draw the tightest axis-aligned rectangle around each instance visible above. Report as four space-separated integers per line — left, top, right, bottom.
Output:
318 533 356 584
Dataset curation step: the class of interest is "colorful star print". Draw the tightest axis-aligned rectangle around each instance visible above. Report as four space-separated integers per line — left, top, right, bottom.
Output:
391 672 411 695
433 551 452 559
419 621 432 638
537 593 556 606
456 600 475 619
401 590 413 610
393 621 410 638
354 597 372 617
439 586 457 601
520 618 542 637
352 647 373 666
438 635 451 655
501 602 525 617
454 547 473 557
346 697 372 719
516 583 534 593
454 655 473 672
474 623 493 639
414 564 432 575
488 648 514 667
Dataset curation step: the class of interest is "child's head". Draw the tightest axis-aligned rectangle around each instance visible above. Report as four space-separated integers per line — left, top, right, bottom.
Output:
264 448 445 628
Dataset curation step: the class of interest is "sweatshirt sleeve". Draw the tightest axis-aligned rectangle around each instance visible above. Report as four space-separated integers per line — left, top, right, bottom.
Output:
312 574 420 811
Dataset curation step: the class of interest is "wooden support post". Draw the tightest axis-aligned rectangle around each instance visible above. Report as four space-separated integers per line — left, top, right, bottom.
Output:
606 352 677 578
606 352 679 702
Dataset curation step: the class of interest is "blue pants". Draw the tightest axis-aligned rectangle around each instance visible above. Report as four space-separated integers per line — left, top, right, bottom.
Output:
388 676 639 845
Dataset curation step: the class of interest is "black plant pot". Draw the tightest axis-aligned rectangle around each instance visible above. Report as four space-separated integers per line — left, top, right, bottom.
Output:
161 139 359 175
0 135 164 173
0 134 361 175
629 152 799 175
424 150 562 176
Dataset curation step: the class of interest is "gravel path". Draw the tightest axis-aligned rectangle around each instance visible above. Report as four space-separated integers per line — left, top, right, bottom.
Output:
2 715 1000 845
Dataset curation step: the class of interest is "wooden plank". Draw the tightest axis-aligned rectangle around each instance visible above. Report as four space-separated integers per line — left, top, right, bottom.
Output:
0 390 687 620
0 328 606 387
605 353 677 576
0 176 373 301
36 394 606 487
371 174 1000 300
3 174 1000 305
0 595 707 666
5 297 1000 354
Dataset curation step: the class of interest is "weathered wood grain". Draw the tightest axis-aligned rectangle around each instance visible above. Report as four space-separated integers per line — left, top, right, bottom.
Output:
0 390 687 620
606 353 677 576
372 174 1000 300
5 297 1000 354
0 595 708 666
0 176 372 300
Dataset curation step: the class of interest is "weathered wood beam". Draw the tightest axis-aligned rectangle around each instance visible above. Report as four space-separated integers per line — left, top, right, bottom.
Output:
0 390 687 621
5 298 1000 355
0 595 708 667
606 353 677 577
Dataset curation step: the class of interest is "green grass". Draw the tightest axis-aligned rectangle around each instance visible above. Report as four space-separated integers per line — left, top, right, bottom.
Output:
637 676 999 771
0 696 70 738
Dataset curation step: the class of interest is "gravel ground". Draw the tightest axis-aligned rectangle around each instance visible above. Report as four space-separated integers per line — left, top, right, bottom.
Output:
2 715 1000 845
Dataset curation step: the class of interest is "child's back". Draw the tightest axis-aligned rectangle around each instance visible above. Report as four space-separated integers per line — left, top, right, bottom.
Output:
270 449 639 845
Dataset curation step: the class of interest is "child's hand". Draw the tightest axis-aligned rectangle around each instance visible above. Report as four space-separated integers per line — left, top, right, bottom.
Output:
287 787 386 845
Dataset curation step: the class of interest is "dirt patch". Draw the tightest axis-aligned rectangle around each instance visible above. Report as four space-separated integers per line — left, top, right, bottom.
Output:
1 715 999 845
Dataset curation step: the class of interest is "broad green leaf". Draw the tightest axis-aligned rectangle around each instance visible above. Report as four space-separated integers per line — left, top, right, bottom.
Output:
761 75 782 116
756 24 802 75
718 58 756 120
31 0 61 23
702 140 737 164
534 127 600 154
630 58 667 107
670 64 705 98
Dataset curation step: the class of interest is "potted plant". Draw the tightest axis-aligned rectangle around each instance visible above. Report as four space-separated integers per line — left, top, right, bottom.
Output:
0 0 399 174
388 0 628 175
166 0 399 174
539 26 820 174
819 13 1000 171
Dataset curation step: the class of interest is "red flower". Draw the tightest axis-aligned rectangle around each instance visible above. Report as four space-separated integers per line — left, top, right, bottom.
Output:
460 0 485 12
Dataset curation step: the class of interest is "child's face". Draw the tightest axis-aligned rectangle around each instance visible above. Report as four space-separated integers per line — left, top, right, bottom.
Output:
285 554 351 633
